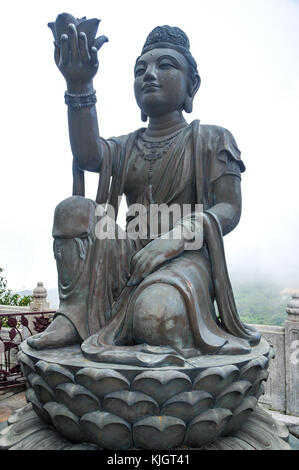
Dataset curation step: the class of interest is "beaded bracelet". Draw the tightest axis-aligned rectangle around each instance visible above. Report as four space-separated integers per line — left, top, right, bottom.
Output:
64 90 97 108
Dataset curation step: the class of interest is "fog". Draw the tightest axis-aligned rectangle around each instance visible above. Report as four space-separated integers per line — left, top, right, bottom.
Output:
0 0 298 292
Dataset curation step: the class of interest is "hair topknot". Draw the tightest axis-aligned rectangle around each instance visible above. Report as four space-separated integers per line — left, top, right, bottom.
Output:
142 25 190 54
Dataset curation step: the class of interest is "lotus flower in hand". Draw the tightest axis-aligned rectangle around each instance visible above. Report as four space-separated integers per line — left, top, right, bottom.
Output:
48 12 108 51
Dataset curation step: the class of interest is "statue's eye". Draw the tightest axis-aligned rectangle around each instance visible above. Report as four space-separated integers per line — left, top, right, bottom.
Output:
159 61 175 69
135 66 146 77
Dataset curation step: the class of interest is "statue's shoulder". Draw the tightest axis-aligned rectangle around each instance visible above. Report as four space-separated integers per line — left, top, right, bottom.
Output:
193 121 237 144
108 128 143 148
191 121 245 172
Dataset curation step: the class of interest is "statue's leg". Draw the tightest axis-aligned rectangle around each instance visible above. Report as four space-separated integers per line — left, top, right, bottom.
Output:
28 196 96 350
132 283 194 351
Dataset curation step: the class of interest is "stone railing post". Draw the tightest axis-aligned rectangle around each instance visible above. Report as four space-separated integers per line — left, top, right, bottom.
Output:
285 293 299 416
30 282 50 312
26 282 50 337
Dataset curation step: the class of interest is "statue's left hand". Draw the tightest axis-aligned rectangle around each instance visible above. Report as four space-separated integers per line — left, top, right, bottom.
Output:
128 235 184 286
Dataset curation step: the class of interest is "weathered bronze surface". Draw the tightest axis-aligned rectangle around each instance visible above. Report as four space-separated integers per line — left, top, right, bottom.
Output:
14 339 276 449
27 13 261 367
0 401 291 450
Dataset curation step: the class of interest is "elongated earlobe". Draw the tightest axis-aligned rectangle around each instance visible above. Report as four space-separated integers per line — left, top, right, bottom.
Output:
183 96 193 114
141 111 148 122
184 73 201 113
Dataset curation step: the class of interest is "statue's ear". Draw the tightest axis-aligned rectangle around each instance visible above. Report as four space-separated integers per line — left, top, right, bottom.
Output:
184 74 201 113
141 111 148 122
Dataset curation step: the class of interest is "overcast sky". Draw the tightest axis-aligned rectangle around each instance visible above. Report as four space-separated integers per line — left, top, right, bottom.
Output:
0 0 298 292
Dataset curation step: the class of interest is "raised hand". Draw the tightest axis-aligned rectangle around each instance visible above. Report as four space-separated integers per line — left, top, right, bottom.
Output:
54 24 101 91
48 13 108 92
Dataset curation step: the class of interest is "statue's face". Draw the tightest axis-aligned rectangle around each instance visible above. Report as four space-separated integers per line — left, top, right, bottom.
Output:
134 48 189 118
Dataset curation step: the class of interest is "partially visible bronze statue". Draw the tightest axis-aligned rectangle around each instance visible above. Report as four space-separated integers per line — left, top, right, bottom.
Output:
28 13 260 367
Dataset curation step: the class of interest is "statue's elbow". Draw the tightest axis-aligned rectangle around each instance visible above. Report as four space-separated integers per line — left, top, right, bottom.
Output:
75 153 101 173
226 202 242 235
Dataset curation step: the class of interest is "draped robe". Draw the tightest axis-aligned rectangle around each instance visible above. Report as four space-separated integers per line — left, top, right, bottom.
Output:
69 120 261 367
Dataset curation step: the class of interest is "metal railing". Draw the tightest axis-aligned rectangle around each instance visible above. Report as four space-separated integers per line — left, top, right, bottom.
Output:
0 310 55 390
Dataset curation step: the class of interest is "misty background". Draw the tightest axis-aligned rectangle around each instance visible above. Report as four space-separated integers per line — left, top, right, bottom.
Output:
0 0 298 322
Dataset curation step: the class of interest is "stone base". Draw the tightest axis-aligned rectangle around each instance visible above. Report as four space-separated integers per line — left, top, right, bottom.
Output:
0 404 291 450
13 338 283 449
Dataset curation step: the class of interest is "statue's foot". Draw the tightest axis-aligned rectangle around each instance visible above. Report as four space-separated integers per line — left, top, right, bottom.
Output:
27 314 80 350
218 336 251 355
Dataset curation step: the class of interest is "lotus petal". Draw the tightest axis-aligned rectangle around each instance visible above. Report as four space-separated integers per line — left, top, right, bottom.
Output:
77 18 100 46
30 375 55 404
94 36 109 51
185 408 232 447
56 383 101 417
80 411 132 449
75 368 129 399
103 390 159 423
132 370 191 405
215 380 252 411
25 388 52 424
161 390 213 423
35 360 74 388
225 396 258 435
193 365 239 396
44 402 85 443
133 416 186 449
17 351 35 376
239 356 268 383
53 13 78 44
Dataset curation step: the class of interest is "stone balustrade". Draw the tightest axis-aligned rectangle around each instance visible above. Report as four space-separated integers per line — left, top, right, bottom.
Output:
249 292 299 417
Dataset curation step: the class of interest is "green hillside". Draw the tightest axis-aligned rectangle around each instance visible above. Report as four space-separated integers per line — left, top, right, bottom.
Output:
232 280 293 326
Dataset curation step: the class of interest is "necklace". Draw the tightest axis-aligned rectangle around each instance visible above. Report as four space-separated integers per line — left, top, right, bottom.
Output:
132 128 185 204
136 130 181 161
134 129 182 183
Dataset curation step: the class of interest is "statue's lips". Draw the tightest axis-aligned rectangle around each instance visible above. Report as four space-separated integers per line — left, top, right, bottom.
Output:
142 84 161 93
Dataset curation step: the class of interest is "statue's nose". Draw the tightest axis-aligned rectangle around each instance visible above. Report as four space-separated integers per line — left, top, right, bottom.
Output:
144 65 158 82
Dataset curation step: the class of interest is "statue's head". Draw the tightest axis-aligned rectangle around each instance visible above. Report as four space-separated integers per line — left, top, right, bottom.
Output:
134 26 201 121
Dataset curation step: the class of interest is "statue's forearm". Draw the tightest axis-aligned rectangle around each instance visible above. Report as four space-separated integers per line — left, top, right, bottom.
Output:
67 81 103 173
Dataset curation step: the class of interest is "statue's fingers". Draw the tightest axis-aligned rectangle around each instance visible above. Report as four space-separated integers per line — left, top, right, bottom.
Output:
127 257 145 285
60 34 69 65
68 23 79 63
54 43 60 66
90 47 99 68
130 250 143 272
78 32 90 65
141 255 164 279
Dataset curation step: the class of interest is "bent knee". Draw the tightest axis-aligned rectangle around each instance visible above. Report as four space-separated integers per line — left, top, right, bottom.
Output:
134 283 186 318
132 283 192 348
53 196 96 239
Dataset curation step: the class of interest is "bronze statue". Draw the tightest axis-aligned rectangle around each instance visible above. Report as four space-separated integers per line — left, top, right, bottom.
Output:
6 13 290 451
28 13 261 367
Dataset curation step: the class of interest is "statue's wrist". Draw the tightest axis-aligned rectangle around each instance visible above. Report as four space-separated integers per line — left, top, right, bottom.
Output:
66 81 94 94
65 84 97 109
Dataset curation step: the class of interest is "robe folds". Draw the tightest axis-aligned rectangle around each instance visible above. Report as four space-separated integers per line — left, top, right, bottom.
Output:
70 120 261 367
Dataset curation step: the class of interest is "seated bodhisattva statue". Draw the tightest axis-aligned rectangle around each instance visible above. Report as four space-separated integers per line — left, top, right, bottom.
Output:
28 13 261 367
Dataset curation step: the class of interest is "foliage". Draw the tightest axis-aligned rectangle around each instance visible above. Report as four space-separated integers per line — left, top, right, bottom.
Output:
232 280 290 327
0 268 33 307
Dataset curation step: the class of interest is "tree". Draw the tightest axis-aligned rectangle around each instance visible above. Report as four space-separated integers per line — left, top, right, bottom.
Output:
0 268 33 306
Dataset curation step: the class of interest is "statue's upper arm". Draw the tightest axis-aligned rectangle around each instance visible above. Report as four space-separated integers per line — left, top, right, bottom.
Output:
212 174 242 211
